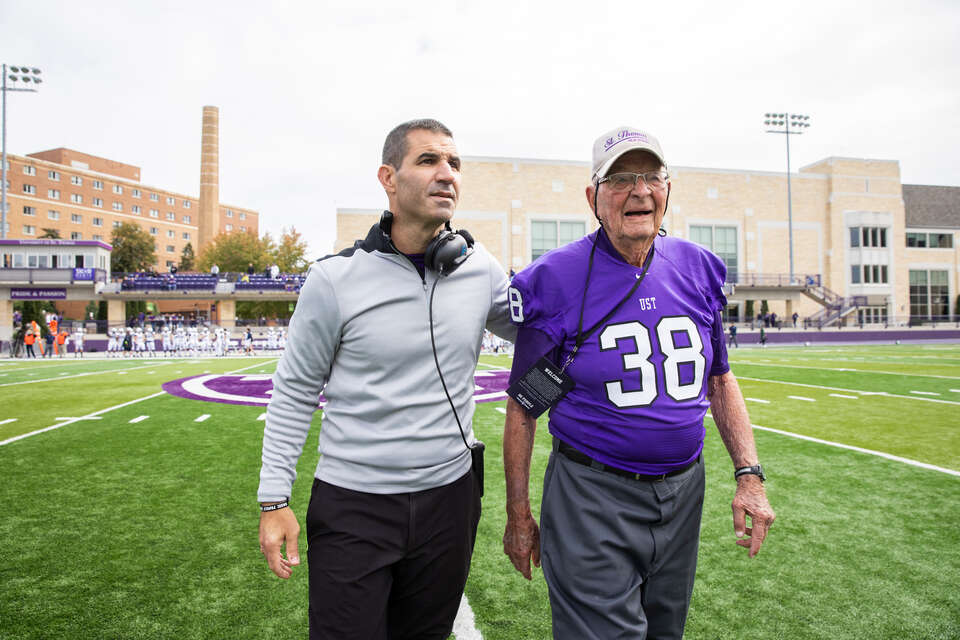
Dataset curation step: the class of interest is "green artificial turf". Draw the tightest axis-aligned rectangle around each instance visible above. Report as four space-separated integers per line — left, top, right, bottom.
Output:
1 345 958 639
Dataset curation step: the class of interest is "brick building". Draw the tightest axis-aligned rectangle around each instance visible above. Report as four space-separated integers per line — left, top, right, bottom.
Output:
1 106 258 270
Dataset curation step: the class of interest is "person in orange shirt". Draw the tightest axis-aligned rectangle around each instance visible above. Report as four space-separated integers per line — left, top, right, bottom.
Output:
29 320 44 357
23 325 37 358
56 329 69 358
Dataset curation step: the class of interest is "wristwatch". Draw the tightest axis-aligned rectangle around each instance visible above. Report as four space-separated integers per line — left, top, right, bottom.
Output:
734 464 766 482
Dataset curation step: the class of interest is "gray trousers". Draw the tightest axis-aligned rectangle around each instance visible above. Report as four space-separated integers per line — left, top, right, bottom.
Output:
541 440 706 640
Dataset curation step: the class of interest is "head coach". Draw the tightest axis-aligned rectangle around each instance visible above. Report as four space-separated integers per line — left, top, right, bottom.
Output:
258 119 517 639
501 126 775 639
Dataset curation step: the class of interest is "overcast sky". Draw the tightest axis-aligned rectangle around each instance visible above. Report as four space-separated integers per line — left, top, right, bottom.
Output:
3 0 958 256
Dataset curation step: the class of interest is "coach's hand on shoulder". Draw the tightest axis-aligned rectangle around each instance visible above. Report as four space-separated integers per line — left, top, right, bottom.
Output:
504 505 541 580
732 475 775 559
259 506 301 579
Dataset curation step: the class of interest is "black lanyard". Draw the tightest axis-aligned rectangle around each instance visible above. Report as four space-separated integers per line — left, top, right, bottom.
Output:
560 230 656 373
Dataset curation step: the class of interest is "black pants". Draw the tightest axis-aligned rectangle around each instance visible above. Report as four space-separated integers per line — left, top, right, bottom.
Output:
306 469 481 640
25 344 35 358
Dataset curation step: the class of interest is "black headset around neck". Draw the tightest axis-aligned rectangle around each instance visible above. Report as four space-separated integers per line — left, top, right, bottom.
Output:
379 210 475 275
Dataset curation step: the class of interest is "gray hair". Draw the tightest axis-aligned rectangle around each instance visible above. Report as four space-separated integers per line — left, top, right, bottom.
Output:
381 119 453 168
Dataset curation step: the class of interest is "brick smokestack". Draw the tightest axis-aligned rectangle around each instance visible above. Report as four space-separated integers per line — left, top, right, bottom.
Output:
197 106 219 252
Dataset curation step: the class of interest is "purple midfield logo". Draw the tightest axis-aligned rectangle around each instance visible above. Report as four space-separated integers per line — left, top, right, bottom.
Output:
162 370 511 407
604 130 649 151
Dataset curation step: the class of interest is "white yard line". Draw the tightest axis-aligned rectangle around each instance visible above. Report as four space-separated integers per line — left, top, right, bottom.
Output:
829 394 859 400
195 414 211 422
910 391 940 396
788 395 816 402
128 415 150 424
0 359 279 447
735 376 960 406
736 360 960 380
0 362 174 388
257 413 267 421
0 391 166 447
54 416 102 421
495 407 507 414
453 594 482 640
745 397 770 404
0 418 17 425
748 423 960 478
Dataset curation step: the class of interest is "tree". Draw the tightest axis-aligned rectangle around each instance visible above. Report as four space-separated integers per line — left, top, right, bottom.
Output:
110 222 157 274
272 227 310 273
179 242 196 272
197 230 274 274
40 228 61 239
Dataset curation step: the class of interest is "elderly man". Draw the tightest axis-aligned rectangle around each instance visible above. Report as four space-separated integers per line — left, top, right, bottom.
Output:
502 126 775 639
258 118 516 639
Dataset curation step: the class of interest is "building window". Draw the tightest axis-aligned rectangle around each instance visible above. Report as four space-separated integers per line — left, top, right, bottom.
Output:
907 231 953 249
23 184 36 194
707 187 719 199
23 206 36 216
113 221 122 228
182 232 190 240
132 205 141 214
240 226 246 232
183 200 191 208
47 210 59 220
71 214 83 224
131 188 141 198
92 197 103 208
531 220 585 261
910 269 950 320
48 189 60 200
92 217 103 227
850 265 861 284
690 224 739 279
166 212 175 220
851 226 887 248
113 202 123 211
183 215 191 223
70 231 82 240
226 209 234 218
48 170 60 181
23 165 36 176
857 306 888 325
857 264 889 284
112 184 123 194
239 212 246 220
92 180 103 190
149 227 158 235
150 193 159 202
23 225 36 235
166 230 175 238
225 224 233 231
166 245 175 252
92 234 104 241
71 193 83 204
149 209 159 218
71 175 83 186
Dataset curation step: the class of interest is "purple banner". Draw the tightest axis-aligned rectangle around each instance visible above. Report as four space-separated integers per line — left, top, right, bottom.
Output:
10 287 68 300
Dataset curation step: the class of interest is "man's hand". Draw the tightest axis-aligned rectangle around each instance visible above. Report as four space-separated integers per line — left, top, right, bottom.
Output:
732 475 775 558
259 506 301 579
503 507 541 580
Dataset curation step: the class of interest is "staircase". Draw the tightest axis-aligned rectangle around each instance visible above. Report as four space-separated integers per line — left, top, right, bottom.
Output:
803 282 863 327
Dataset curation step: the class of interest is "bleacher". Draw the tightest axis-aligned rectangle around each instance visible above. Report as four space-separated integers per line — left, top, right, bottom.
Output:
235 275 306 293
118 272 306 293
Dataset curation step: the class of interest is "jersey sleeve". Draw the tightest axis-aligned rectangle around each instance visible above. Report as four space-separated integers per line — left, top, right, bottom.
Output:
506 262 567 346
695 246 730 376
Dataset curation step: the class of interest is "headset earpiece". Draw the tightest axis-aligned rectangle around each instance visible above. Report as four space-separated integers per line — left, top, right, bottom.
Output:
425 229 475 275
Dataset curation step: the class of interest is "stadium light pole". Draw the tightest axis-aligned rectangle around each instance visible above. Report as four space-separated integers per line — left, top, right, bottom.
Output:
764 112 810 283
2 64 43 240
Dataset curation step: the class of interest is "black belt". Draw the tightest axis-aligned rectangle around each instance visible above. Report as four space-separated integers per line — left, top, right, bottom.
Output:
555 439 698 482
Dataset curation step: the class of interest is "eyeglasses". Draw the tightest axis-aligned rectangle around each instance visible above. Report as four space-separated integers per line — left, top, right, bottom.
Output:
598 171 670 192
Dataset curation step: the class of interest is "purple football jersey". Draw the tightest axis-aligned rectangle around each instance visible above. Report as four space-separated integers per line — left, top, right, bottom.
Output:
508 229 730 475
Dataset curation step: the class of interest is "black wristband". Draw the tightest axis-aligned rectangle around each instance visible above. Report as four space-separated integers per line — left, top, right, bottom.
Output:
259 501 289 512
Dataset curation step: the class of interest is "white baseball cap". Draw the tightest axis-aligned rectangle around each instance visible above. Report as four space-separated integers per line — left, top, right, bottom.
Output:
591 126 666 181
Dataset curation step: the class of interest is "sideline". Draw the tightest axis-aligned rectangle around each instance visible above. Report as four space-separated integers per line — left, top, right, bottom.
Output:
453 594 482 640
0 359 277 447
735 360 960 380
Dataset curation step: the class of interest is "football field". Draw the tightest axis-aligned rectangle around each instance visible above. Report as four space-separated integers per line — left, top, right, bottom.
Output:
1 344 958 639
